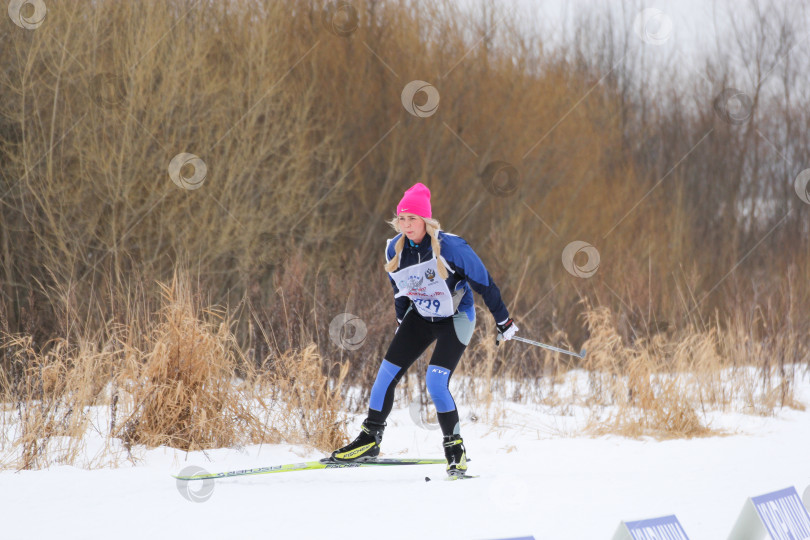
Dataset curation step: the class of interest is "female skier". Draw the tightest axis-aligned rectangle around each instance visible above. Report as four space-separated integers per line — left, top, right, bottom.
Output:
331 182 518 476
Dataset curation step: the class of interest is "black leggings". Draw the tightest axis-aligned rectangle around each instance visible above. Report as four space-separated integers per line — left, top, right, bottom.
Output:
366 308 473 436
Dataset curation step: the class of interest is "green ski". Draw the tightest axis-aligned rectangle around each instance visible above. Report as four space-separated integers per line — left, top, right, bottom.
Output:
173 457 446 481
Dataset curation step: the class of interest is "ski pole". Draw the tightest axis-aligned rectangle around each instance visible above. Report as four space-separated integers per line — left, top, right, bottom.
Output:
506 335 586 359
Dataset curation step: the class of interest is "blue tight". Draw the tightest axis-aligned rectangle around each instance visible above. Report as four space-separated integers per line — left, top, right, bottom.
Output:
366 309 474 436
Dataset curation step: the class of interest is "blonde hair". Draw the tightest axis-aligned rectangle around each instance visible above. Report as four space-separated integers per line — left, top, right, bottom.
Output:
384 215 449 279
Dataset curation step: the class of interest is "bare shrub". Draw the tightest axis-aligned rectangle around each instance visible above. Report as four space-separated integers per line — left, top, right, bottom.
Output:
115 273 268 451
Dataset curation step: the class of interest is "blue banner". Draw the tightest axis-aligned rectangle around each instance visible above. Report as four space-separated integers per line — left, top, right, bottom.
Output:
624 515 690 540
751 487 810 540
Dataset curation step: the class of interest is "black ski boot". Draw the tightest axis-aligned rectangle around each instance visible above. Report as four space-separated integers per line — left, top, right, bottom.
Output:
331 420 385 462
443 434 468 476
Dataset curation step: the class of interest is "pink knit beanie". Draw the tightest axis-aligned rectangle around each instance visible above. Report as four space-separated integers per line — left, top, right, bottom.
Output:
396 183 432 218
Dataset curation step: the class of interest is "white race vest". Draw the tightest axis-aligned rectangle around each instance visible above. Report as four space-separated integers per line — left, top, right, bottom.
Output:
389 257 454 318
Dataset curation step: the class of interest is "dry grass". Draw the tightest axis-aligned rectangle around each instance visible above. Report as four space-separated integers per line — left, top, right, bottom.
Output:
427 292 809 441
257 344 349 451
1 273 807 469
0 272 351 470
0 334 112 469
451 303 806 440
578 306 715 438
114 273 267 451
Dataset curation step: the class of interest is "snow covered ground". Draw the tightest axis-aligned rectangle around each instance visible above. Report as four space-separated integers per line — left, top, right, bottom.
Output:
2 374 810 540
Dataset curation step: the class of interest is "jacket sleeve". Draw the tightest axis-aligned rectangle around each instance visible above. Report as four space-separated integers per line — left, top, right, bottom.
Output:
442 234 509 323
386 236 410 322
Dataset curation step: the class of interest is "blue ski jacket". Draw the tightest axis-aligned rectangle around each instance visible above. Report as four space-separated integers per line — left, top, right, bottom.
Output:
385 231 509 324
